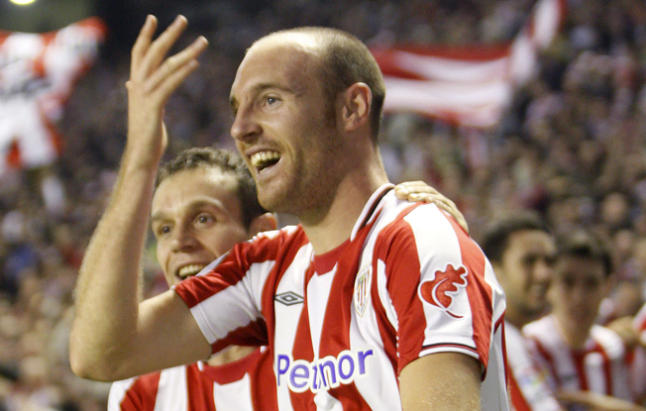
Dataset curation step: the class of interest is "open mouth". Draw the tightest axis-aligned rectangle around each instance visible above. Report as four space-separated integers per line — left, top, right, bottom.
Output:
176 264 206 279
250 151 280 172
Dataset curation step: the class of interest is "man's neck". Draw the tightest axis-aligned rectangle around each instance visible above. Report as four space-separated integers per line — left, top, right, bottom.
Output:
300 163 388 254
554 314 591 349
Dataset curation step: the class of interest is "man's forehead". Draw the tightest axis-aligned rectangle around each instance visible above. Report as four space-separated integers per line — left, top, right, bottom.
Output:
252 31 322 53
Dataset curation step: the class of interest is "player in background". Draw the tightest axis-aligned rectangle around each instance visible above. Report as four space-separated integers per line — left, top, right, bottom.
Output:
480 211 563 411
70 15 508 409
524 230 646 411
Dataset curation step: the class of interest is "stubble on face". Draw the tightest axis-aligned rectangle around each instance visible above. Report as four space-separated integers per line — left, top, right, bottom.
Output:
233 37 344 221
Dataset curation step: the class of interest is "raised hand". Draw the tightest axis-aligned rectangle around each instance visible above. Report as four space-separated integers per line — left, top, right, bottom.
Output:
125 15 208 165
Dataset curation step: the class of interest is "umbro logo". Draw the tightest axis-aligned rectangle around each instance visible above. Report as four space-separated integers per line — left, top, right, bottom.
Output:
275 291 304 306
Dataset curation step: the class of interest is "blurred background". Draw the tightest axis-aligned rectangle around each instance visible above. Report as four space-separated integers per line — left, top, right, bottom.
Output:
1 0 646 409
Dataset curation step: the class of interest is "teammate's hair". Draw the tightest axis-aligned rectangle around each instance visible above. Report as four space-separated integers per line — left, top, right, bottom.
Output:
556 230 613 277
481 210 550 264
258 27 386 142
156 147 266 229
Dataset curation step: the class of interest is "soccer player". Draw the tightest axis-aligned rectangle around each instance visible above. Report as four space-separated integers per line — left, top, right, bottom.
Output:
524 230 646 410
70 15 508 409
480 211 563 411
106 150 466 411
106 147 278 410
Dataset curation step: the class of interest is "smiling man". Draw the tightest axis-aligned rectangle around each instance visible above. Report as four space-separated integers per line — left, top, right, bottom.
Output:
106 147 278 410
70 16 508 410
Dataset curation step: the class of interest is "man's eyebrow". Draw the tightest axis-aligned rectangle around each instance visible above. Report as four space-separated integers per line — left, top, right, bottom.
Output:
150 198 228 222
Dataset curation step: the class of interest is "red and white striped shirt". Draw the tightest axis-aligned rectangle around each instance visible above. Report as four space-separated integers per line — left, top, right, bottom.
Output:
505 322 561 411
175 184 509 410
523 314 635 402
107 348 276 411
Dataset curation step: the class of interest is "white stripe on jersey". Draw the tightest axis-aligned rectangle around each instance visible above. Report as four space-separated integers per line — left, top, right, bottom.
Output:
213 373 253 410
155 366 189 411
108 377 135 410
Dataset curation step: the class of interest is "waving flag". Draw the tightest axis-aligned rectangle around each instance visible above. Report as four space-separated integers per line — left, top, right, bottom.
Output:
0 17 106 174
372 0 566 128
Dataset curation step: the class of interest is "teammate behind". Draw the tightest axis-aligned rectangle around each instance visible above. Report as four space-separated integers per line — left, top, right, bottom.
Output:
107 147 278 410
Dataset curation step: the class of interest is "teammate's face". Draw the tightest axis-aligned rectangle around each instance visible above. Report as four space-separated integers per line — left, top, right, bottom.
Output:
229 35 341 217
551 255 609 332
496 230 556 325
151 168 249 286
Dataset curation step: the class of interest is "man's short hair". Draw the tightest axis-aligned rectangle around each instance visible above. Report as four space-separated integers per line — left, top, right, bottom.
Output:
481 210 550 264
267 27 386 141
156 147 266 229
556 230 613 277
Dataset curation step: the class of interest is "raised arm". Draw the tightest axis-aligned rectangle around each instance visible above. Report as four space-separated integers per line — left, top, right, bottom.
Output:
69 15 210 381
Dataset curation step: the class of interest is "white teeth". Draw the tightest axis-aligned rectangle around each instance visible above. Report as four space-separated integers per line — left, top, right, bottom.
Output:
250 151 280 169
177 264 205 278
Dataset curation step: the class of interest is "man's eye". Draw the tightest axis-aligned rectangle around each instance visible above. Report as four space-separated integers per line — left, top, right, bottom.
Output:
265 96 279 105
156 225 171 236
195 213 214 225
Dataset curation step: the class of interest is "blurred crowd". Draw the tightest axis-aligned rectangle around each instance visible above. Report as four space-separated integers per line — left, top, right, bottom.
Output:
2 0 646 409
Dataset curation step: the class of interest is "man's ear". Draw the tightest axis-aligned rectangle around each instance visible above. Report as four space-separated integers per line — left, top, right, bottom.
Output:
340 82 371 132
248 212 278 236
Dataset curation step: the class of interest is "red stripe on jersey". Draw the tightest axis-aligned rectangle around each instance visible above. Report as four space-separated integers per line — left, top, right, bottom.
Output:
571 350 588 391
119 372 161 410
249 349 279 411
529 337 560 387
592 342 613 395
288 264 316 409
186 363 216 411
508 369 532 411
374 203 426 373
447 216 493 370
260 229 309 349
321 216 378 409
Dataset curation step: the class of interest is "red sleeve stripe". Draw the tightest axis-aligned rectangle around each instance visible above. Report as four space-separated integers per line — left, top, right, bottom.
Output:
447 216 494 368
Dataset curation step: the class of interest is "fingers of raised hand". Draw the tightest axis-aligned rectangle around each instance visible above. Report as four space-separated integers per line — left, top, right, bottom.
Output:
131 15 158 78
130 15 191 80
144 36 208 95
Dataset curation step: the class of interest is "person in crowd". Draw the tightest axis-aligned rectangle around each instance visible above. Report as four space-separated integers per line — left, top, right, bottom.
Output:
524 230 646 411
480 211 563 411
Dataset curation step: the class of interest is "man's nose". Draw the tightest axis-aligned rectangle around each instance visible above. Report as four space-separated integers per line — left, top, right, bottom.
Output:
231 104 261 144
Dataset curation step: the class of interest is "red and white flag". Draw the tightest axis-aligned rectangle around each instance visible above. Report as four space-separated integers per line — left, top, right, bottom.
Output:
0 17 106 174
372 0 566 128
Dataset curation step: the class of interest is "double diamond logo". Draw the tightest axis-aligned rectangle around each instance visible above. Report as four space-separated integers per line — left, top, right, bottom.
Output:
274 291 304 306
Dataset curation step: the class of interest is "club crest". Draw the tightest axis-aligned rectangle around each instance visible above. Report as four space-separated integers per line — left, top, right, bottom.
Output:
354 265 372 317
419 263 468 318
